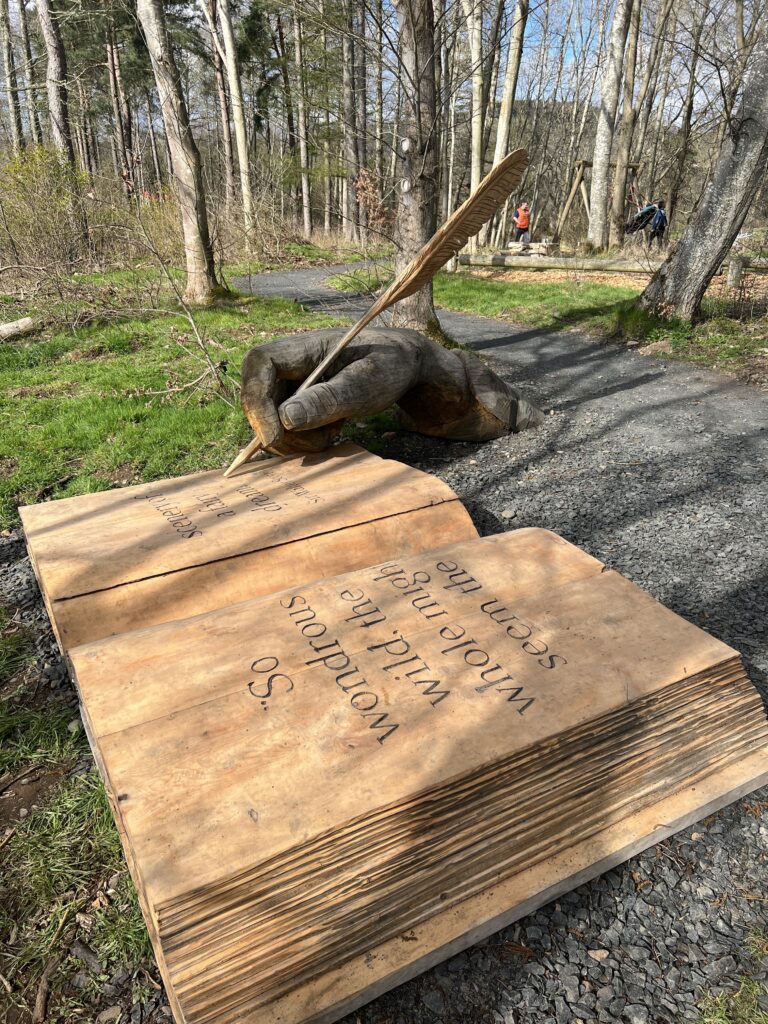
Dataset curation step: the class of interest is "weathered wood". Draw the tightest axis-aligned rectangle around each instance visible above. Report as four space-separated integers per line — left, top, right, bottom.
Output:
0 317 37 341
59 525 768 1024
20 443 476 650
498 242 559 256
728 255 746 289
225 149 530 476
21 444 768 1024
459 253 663 272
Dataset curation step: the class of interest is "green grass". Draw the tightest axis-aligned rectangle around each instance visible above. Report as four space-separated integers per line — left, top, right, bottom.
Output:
697 978 768 1023
0 771 150 1016
0 704 83 774
423 270 767 377
433 270 641 333
0 292 345 529
328 264 393 293
0 608 34 688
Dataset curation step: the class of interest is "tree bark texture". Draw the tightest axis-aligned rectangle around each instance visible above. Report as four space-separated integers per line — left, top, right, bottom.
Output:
215 0 254 236
391 0 439 331
207 0 235 211
461 0 484 251
587 0 633 249
36 0 74 162
638 43 768 321
18 0 41 145
292 0 312 236
106 23 133 195
341 0 358 242
137 0 220 304
492 0 528 166
1 0 24 153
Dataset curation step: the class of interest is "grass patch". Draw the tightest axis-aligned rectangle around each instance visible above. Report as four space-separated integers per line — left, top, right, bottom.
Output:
0 703 83 775
0 770 150 1017
697 978 768 1023
0 608 34 688
433 270 768 378
328 264 393 293
433 270 640 333
0 292 345 529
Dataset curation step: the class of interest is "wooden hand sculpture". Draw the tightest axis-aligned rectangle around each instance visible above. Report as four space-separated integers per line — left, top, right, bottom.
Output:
240 327 544 456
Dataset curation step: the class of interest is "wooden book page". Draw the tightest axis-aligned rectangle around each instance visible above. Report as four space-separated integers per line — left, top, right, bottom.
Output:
66 528 768 1024
20 443 477 649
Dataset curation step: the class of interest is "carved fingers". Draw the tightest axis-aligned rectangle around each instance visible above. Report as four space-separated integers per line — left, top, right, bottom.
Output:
241 330 423 453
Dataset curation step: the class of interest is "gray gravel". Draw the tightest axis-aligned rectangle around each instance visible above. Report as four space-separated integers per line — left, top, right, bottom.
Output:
2 263 767 1024
236 265 768 1024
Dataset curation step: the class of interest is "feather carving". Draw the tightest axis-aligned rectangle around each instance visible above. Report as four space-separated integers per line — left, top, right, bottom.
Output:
224 148 529 477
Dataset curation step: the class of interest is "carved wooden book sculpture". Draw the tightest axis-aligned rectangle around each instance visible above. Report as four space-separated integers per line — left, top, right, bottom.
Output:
22 451 768 1024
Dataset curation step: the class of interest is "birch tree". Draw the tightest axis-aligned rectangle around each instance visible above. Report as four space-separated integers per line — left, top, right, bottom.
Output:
293 0 312 236
201 0 255 235
461 0 484 232
608 0 672 245
18 0 41 145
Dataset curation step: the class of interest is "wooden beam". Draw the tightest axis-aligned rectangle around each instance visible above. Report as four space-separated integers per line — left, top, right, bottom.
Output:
459 254 662 273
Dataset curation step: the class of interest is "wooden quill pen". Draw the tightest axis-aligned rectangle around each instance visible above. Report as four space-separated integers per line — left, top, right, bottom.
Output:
223 148 529 478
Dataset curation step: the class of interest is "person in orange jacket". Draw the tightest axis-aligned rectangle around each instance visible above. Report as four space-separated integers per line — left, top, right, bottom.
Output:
513 201 531 243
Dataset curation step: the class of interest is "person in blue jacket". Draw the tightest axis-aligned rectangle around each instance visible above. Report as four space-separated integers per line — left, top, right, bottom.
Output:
649 201 668 248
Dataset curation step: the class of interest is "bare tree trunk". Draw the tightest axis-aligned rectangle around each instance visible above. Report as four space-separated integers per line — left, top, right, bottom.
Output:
391 0 439 331
207 0 235 211
480 0 505 159
609 0 671 245
18 0 41 144
341 0 358 241
211 0 254 235
107 23 133 196
492 0 527 166
607 0 640 246
293 0 312 236
665 12 703 223
36 0 74 163
355 0 368 241
145 89 163 188
137 0 220 304
645 23 672 194
319 0 332 232
374 0 384 194
1 0 23 152
639 44 768 321
587 0 633 249
76 80 95 174
461 0 484 250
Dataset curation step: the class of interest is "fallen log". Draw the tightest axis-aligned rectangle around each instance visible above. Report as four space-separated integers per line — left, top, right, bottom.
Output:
0 316 37 342
459 253 663 273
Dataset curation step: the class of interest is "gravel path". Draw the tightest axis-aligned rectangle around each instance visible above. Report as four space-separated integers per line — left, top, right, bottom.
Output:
233 265 768 1024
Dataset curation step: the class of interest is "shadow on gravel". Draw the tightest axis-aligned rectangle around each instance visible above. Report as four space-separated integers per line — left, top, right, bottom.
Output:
553 370 667 411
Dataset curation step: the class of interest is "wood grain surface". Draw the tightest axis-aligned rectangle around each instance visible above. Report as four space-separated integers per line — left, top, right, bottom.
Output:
60 526 768 1024
21 443 476 649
